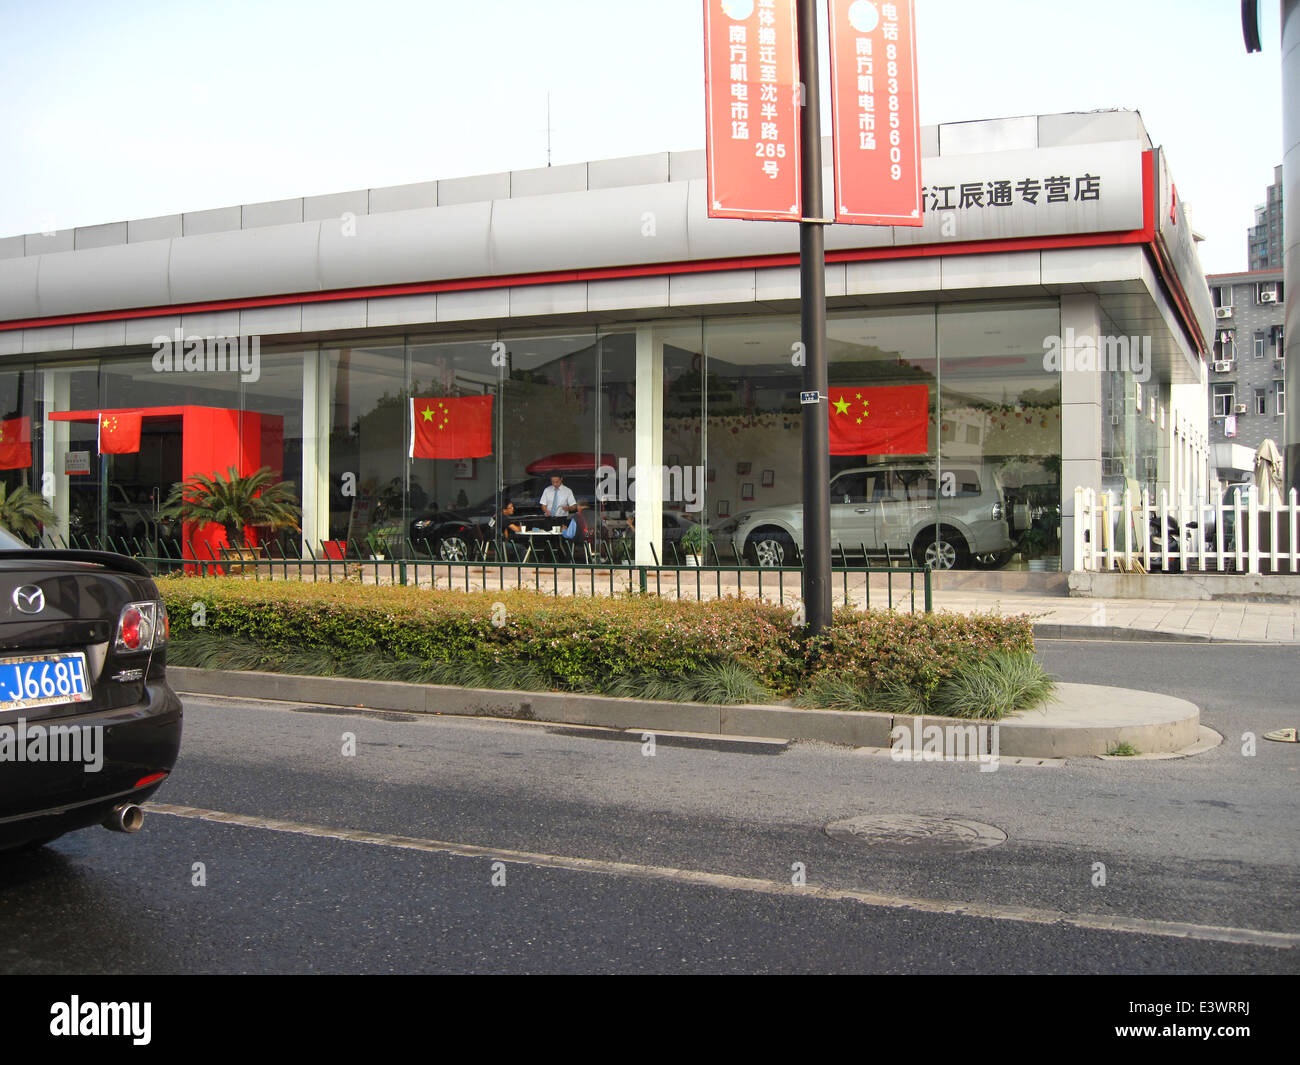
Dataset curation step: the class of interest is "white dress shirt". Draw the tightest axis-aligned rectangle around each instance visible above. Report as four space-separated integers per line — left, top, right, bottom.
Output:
540 483 577 516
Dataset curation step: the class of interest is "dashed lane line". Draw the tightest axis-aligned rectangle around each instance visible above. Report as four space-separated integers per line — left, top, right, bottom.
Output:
148 803 1299 951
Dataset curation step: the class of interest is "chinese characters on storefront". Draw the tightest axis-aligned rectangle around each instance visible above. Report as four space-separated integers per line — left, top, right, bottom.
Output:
704 0 802 221
921 174 1102 211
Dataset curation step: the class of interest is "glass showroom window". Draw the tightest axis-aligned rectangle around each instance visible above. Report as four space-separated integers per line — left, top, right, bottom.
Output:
407 335 499 559
704 315 803 564
826 308 939 564
324 340 406 550
36 361 99 544
0 363 37 540
495 330 599 560
937 301 1062 569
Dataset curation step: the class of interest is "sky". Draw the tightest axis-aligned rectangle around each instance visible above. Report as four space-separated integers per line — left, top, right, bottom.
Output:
0 0 1284 275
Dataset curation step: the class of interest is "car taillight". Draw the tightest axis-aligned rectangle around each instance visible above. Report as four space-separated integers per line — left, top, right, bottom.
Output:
158 601 169 646
115 601 159 653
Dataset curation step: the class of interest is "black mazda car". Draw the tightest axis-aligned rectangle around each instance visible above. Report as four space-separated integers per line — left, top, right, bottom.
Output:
0 527 182 852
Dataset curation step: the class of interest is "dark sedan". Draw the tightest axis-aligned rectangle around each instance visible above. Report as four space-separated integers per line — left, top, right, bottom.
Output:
0 527 182 851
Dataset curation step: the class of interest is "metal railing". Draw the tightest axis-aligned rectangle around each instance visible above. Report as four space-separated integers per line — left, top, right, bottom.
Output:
36 532 933 612
1075 485 1300 574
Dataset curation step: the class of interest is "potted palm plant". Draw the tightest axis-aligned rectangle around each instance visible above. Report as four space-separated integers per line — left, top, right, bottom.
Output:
160 466 301 568
0 482 57 542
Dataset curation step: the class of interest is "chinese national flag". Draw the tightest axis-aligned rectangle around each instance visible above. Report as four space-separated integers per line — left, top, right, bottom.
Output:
98 411 143 454
828 385 930 455
410 396 493 460
0 416 31 470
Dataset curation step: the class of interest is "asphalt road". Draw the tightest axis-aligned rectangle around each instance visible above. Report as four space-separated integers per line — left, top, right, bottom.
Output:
1 640 1297 977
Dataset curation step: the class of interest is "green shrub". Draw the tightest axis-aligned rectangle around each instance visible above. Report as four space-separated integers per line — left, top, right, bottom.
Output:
798 649 1052 720
158 577 1048 715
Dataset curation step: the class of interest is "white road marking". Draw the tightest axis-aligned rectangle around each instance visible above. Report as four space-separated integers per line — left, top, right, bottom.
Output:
148 802 1298 950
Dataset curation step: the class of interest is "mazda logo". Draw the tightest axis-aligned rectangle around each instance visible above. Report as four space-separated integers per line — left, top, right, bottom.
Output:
12 585 45 614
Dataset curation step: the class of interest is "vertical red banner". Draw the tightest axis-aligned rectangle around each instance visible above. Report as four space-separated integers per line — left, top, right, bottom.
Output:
827 0 922 226
703 0 802 221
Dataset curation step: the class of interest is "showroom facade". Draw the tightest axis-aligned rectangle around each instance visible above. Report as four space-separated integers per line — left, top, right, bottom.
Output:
0 110 1213 571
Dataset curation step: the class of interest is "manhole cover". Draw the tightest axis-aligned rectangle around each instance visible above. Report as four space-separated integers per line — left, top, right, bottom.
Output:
825 814 1007 853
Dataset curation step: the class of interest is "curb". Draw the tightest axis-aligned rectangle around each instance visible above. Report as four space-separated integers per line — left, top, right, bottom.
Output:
1033 623 1228 643
170 667 1201 759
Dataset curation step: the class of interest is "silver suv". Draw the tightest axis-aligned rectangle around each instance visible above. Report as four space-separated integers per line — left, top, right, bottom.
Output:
729 464 1013 569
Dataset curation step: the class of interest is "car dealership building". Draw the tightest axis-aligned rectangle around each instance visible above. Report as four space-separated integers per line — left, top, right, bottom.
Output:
0 109 1213 571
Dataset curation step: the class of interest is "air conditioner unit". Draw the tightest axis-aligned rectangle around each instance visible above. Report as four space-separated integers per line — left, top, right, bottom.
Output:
1215 306 1234 319
1234 403 1248 414
1261 290 1278 303
1213 361 1232 372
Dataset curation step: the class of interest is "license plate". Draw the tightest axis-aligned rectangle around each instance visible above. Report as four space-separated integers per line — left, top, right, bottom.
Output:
0 653 92 712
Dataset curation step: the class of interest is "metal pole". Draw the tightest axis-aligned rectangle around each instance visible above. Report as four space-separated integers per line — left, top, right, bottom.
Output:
1281 0 1300 495
798 0 832 634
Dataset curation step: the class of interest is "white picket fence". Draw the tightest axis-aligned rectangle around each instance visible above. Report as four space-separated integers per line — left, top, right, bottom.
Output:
1074 485 1300 574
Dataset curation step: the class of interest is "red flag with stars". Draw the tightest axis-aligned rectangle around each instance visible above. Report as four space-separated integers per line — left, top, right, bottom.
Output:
410 396 493 460
98 411 142 454
0 416 31 470
828 385 929 455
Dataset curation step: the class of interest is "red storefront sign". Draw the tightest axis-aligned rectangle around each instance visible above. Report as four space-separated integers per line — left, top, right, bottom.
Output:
703 0 802 222
827 0 922 226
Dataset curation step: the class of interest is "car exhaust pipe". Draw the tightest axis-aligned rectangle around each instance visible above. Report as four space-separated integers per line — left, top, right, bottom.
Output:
103 803 144 833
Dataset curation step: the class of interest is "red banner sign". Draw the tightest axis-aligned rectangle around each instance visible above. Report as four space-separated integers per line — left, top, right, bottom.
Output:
827 0 922 226
704 0 802 222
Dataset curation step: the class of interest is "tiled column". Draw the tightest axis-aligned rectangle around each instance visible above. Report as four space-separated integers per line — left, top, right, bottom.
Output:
40 368 71 541
634 325 663 566
300 347 330 555
1060 294 1103 571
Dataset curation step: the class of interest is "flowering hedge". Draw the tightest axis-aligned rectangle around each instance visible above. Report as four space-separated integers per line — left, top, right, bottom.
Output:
804 607 1036 696
157 578 1035 699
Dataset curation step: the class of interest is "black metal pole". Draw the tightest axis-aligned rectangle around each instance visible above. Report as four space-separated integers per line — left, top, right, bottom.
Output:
797 0 831 634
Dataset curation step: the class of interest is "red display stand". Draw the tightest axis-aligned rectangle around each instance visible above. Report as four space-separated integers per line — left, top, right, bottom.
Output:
49 405 285 572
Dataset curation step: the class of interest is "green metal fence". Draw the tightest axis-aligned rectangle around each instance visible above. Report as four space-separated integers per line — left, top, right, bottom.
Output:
38 533 933 613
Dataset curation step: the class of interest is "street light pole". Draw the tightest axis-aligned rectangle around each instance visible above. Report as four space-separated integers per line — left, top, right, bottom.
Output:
797 0 832 634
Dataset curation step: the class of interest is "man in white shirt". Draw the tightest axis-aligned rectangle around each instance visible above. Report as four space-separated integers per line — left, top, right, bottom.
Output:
539 475 577 519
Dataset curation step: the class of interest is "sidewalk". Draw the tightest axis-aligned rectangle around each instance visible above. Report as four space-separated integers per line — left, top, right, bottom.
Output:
932 590 1300 644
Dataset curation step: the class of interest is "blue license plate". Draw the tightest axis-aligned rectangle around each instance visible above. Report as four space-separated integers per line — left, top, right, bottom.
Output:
0 653 92 712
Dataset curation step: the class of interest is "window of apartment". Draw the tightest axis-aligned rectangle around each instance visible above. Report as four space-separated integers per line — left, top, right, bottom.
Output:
1211 285 1229 309
1214 330 1236 361
1255 388 1268 415
1257 281 1282 305
1277 381 1286 415
1212 383 1236 417
1255 334 1266 358
1272 324 1286 360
